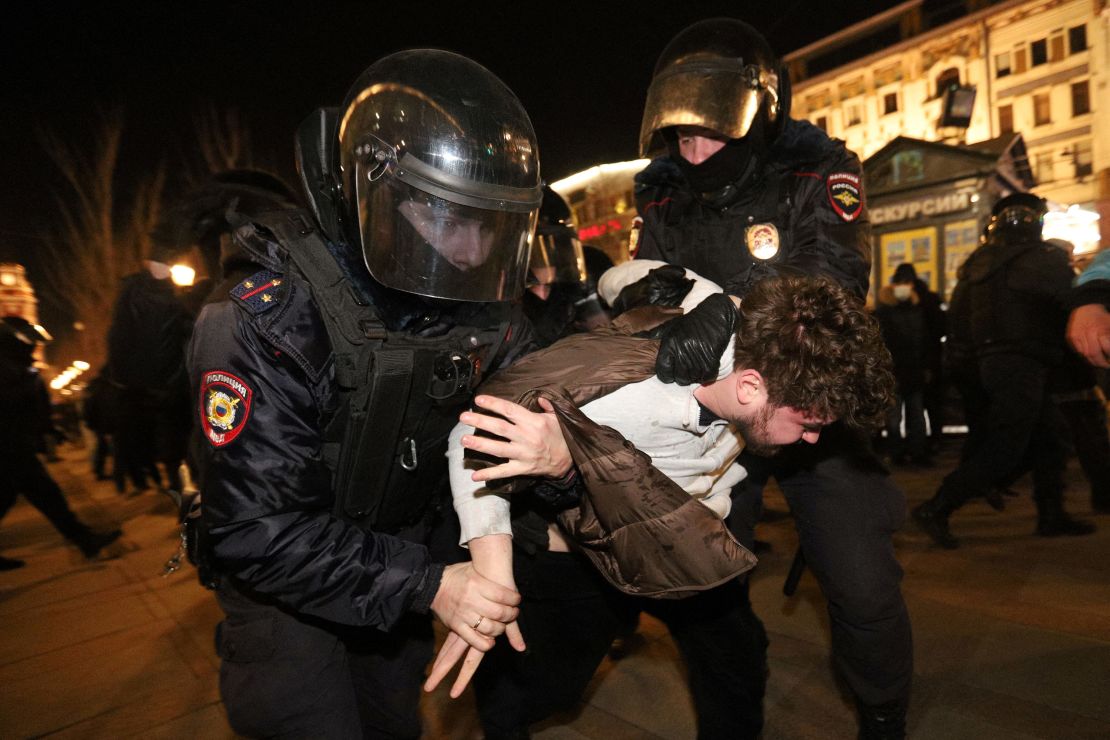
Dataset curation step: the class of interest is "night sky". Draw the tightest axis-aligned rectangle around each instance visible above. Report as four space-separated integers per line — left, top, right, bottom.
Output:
1 1 906 326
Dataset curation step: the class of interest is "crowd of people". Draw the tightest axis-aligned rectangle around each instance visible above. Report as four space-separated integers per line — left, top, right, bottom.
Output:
2 15 1108 740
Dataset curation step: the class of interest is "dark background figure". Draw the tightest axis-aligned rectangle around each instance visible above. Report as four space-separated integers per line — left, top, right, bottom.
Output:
1047 351 1110 514
912 267 946 454
83 372 123 489
0 316 121 570
875 263 932 466
150 168 302 312
913 193 1095 549
105 248 195 496
186 51 538 738
626 19 909 738
522 186 612 347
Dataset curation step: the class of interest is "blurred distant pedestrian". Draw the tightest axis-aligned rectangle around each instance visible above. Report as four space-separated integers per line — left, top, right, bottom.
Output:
106 249 194 496
0 316 121 569
911 269 946 453
875 263 931 466
83 372 120 486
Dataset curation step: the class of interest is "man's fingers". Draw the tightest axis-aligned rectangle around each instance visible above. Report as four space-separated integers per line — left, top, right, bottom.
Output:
470 461 524 482
1097 334 1110 367
460 412 515 441
460 433 516 460
536 397 556 414
449 647 486 699
505 621 526 652
473 394 533 422
424 633 468 693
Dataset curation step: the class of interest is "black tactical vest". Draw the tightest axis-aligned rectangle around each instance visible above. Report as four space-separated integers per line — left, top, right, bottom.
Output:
258 211 512 533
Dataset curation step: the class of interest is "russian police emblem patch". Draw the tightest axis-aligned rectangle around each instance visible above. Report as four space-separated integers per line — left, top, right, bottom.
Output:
200 370 252 447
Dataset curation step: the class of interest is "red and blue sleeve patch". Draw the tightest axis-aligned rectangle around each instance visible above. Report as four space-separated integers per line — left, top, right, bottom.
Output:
200 370 253 447
827 173 863 222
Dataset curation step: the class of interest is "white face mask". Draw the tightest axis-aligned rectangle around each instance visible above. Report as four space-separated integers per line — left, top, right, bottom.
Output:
892 284 913 301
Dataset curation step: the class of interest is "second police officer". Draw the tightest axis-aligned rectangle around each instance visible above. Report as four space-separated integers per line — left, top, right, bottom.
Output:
187 50 542 738
629 18 910 738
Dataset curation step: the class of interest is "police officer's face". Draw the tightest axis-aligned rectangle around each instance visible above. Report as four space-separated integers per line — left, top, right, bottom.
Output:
674 125 730 165
398 200 496 271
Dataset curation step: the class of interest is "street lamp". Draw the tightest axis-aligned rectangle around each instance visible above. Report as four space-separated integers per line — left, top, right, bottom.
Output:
170 263 196 287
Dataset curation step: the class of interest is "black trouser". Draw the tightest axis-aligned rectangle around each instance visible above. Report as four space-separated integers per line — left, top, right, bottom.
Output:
473 549 768 740
0 449 94 544
934 354 1066 514
729 424 912 726
215 580 433 739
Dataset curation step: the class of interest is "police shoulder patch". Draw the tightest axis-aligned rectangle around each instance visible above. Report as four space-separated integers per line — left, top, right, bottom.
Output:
200 370 253 447
826 172 863 222
231 269 285 315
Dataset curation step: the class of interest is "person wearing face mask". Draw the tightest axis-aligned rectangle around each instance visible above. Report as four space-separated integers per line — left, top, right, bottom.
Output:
876 263 932 466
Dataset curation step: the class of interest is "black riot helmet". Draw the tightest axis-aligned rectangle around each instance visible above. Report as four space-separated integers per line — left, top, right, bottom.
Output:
528 185 586 290
639 18 790 158
331 49 542 303
986 192 1047 242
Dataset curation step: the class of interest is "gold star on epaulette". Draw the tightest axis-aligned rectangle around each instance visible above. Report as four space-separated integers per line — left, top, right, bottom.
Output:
271 279 282 286
243 280 255 289
261 294 272 303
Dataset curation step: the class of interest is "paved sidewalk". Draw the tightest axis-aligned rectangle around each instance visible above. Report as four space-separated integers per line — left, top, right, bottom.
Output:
1 441 1108 738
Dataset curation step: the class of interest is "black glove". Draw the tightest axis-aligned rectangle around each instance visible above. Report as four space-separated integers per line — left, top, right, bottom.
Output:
611 264 693 315
655 292 738 385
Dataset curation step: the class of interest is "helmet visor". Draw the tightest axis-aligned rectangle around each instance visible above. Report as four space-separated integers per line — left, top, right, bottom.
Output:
639 62 775 156
528 227 586 287
358 171 535 302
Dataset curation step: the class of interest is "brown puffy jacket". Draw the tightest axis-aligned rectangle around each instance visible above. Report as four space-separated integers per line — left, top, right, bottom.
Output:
471 306 757 598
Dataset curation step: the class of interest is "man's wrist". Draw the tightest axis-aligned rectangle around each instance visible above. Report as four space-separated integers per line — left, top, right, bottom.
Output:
410 562 444 614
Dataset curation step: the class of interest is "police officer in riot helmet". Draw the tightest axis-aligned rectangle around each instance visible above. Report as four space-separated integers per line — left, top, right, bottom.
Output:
187 50 540 738
914 192 1095 548
522 185 611 345
625 18 910 738
0 316 122 569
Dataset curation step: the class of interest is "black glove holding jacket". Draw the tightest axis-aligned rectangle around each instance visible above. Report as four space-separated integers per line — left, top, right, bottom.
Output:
654 292 738 386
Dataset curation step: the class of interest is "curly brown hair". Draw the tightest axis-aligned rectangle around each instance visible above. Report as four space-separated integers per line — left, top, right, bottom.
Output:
733 275 895 429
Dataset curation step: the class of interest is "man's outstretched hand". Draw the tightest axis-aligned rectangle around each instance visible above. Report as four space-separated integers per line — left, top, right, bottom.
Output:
1068 303 1110 368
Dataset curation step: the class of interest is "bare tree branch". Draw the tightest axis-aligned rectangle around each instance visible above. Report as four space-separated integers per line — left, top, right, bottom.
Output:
36 112 163 369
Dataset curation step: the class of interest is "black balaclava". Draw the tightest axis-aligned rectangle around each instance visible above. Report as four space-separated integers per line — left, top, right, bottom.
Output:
665 115 768 205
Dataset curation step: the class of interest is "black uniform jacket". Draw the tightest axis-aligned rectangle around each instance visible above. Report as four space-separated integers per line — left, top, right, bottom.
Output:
950 235 1072 364
188 217 510 631
634 118 871 300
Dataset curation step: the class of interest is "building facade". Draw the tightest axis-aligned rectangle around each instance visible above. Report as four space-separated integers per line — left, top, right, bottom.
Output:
788 0 1107 263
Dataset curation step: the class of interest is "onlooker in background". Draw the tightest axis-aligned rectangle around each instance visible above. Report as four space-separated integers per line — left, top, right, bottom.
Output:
910 267 946 453
106 248 195 496
913 193 1095 548
82 372 120 486
875 263 932 466
0 316 121 569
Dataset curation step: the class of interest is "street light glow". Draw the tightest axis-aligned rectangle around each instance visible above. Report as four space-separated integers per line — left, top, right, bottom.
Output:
170 263 196 287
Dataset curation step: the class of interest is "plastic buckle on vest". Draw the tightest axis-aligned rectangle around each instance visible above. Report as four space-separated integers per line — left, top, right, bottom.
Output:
291 213 315 236
360 319 388 341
